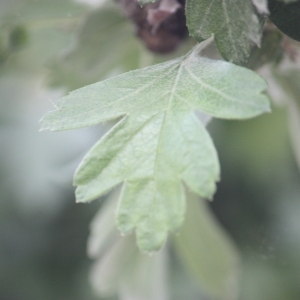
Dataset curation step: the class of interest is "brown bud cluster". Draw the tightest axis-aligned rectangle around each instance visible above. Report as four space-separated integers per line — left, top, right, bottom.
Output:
118 0 188 54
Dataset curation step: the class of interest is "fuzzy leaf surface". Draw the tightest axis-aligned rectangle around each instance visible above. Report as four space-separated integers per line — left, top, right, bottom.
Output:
41 45 270 252
186 0 262 64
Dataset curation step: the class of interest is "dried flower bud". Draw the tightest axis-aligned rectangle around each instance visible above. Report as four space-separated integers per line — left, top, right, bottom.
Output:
118 0 188 54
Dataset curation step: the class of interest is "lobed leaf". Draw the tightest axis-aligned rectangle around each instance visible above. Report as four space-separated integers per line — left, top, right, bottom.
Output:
186 0 262 64
41 44 270 251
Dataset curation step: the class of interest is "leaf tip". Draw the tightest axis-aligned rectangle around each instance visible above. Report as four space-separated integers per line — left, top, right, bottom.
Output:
75 198 85 204
39 114 49 131
75 186 94 204
136 229 167 253
265 108 272 114
207 195 214 202
38 125 47 132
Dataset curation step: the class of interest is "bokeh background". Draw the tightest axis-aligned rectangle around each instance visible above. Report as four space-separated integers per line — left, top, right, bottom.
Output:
1 0 300 299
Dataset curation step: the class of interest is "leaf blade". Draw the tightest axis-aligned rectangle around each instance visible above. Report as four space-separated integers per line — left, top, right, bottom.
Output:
186 0 262 64
41 44 270 251
173 193 240 299
41 51 269 131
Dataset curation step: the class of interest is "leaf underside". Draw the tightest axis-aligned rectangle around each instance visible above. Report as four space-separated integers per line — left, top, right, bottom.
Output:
41 45 270 252
186 0 262 65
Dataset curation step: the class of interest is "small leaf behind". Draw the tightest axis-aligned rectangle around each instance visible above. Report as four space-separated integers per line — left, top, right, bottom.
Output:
186 0 262 64
173 193 240 299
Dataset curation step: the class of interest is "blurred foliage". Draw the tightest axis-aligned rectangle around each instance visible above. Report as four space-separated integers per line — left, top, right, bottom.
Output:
268 0 300 41
0 0 300 299
0 23 28 63
47 5 142 90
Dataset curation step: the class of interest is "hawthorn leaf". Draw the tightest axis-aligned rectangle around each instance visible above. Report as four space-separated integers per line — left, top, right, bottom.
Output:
90 234 168 299
41 44 270 252
88 191 169 299
173 193 239 299
186 0 262 64
87 191 119 258
246 30 283 70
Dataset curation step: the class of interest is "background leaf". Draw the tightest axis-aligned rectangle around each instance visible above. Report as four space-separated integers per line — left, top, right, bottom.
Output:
173 192 239 300
89 198 169 300
264 66 300 169
48 5 141 90
186 0 262 64
268 0 300 42
246 29 283 70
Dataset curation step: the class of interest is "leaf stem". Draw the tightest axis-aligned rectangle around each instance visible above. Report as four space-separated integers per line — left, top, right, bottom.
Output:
190 36 215 57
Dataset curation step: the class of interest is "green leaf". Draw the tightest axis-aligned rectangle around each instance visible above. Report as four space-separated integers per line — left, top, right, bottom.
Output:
48 6 141 90
90 234 168 299
88 192 169 299
271 69 300 169
87 191 119 258
246 30 283 70
268 0 300 41
173 193 239 299
186 0 262 64
41 44 270 252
